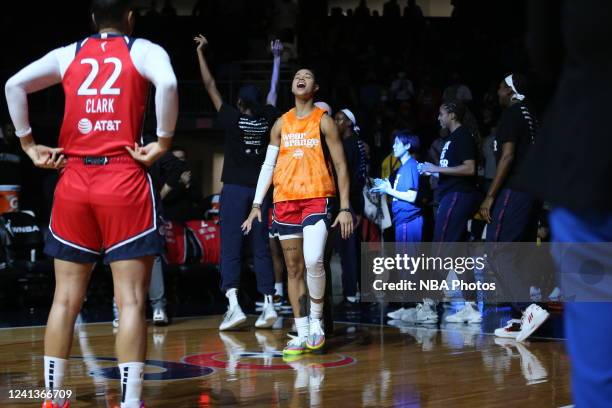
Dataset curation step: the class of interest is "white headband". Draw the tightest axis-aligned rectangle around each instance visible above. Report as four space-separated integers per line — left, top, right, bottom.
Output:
341 109 360 133
504 75 525 101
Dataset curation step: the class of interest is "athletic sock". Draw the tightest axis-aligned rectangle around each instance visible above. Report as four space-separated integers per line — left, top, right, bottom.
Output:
226 288 238 309
295 316 309 339
264 294 273 306
274 282 284 297
310 301 323 320
119 362 145 408
346 296 357 303
44 356 67 402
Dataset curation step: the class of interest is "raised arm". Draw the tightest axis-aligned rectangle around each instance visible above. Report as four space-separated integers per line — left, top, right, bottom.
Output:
194 34 222 112
321 114 354 238
266 40 283 107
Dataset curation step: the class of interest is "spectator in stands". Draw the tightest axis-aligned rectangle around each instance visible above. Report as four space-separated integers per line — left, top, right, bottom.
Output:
403 0 424 21
390 71 416 103
161 0 176 17
383 0 401 19
273 0 298 44
443 72 473 103
194 34 283 331
355 0 371 19
0 123 19 154
146 0 159 17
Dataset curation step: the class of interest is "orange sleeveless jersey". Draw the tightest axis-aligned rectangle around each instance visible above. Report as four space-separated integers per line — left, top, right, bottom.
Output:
273 107 336 202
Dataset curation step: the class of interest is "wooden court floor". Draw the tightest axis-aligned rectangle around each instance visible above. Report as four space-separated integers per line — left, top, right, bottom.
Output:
0 315 572 408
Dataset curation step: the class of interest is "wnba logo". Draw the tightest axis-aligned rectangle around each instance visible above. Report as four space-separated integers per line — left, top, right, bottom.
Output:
78 118 93 134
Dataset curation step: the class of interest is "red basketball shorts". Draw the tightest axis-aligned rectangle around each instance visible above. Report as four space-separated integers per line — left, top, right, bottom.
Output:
45 156 164 264
270 197 333 240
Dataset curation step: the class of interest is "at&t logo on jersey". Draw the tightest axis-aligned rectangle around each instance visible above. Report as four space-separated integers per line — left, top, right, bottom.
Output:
77 118 122 134
78 118 93 134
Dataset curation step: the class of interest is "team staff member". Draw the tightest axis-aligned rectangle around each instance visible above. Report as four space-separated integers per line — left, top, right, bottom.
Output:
420 101 482 324
194 35 283 331
4 1 178 407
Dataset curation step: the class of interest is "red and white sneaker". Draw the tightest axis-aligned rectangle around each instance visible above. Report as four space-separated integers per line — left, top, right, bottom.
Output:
516 304 550 342
494 318 522 339
42 401 70 408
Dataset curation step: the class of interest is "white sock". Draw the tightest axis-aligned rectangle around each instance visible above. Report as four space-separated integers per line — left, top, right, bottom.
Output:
119 362 145 408
44 356 67 400
226 288 238 309
346 296 357 303
264 294 273 306
274 282 284 297
310 301 324 320
295 317 309 339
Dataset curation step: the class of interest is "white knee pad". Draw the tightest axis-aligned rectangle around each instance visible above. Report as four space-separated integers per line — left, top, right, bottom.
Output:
304 220 328 300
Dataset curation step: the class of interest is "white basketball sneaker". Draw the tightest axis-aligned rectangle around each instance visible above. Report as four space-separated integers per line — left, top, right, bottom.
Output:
444 302 482 324
219 304 247 331
516 304 550 342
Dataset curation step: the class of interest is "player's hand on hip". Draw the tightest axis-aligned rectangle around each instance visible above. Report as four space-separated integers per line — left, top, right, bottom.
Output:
241 207 262 235
194 34 208 52
126 142 165 167
333 211 354 240
24 144 66 169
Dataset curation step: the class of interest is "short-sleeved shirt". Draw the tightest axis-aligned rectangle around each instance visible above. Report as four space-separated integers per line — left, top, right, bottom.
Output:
216 103 280 187
392 157 422 223
494 102 538 190
437 125 477 198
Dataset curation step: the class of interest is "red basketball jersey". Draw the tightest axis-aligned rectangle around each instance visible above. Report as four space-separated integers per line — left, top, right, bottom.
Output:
59 35 149 156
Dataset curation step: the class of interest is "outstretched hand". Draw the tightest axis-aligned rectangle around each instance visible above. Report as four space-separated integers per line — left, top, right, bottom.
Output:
194 34 208 51
270 39 283 58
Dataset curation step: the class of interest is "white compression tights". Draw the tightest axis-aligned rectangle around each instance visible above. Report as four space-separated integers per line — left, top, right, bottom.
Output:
303 219 328 301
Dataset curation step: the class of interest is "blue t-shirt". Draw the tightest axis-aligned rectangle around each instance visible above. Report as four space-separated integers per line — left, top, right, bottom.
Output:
391 157 422 223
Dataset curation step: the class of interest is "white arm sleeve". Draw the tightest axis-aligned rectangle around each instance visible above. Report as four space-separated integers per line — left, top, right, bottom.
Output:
133 40 178 138
253 145 280 205
5 49 63 137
